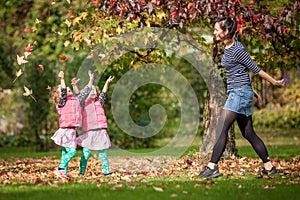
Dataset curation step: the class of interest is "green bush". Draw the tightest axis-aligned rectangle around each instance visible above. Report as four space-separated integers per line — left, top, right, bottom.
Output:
253 77 300 129
0 133 36 148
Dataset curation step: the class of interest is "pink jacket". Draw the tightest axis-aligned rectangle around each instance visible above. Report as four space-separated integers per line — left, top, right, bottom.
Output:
83 98 107 132
57 96 82 128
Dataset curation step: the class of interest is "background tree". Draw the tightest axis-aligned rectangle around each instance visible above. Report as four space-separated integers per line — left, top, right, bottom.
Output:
0 0 299 154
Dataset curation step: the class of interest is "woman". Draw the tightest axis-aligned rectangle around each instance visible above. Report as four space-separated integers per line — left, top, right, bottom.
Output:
199 17 285 179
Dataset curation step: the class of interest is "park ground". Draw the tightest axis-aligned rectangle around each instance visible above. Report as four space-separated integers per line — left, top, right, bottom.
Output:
0 129 300 200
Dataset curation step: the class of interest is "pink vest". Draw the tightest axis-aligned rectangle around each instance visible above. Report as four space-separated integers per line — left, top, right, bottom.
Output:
57 96 82 128
83 98 107 132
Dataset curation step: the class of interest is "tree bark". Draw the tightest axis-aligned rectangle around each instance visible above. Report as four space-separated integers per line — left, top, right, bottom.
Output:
200 67 238 161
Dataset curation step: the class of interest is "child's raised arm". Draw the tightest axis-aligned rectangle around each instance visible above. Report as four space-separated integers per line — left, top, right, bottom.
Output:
58 71 66 88
98 76 114 106
102 76 114 93
57 71 67 108
87 70 94 88
71 77 80 95
76 70 94 102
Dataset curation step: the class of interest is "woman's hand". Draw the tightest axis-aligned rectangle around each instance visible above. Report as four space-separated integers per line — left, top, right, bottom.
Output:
274 79 285 88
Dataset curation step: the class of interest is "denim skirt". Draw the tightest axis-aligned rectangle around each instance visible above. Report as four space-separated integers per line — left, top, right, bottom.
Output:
223 85 254 117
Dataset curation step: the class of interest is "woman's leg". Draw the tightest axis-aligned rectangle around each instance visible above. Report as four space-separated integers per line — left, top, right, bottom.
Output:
199 110 238 178
236 114 273 170
236 114 269 162
209 109 239 164
99 149 110 175
79 148 91 175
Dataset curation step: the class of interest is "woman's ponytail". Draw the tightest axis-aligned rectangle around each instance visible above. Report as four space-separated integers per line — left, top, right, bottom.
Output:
217 17 237 40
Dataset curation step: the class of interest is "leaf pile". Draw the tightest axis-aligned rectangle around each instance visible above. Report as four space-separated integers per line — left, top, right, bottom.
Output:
0 153 299 187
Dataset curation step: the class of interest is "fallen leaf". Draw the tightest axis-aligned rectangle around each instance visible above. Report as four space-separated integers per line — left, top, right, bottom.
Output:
114 183 123 188
153 186 163 192
170 193 178 198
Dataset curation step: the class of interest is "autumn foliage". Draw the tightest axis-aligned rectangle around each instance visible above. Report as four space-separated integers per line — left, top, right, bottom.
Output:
1 152 299 187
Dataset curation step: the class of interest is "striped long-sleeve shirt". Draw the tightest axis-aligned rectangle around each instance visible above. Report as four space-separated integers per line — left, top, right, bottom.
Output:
58 87 91 108
221 40 261 90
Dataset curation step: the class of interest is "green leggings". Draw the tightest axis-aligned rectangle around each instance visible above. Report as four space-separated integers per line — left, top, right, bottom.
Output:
58 147 76 175
79 148 110 175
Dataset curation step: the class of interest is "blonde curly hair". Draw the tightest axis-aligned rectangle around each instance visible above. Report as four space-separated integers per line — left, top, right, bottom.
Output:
51 85 61 104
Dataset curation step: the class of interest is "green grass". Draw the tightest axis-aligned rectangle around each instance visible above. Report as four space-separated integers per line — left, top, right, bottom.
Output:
1 177 300 200
1 129 299 200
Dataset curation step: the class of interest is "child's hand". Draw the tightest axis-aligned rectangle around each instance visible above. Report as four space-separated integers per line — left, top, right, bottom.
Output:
71 77 80 86
106 76 114 84
58 71 64 80
88 70 94 81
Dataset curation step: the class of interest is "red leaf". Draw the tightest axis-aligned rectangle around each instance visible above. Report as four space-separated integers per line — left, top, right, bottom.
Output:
25 44 33 52
38 64 44 71
59 55 67 61
24 28 31 33
187 2 195 10
92 0 100 6
46 85 52 91
237 24 243 35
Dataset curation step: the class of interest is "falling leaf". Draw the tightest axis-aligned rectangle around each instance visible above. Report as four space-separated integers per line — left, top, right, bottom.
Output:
25 44 33 52
59 55 67 61
24 52 31 60
98 53 106 59
64 19 71 27
84 38 92 46
13 69 23 83
23 85 32 96
17 55 28 66
35 18 42 24
54 31 63 36
64 40 70 47
46 85 52 91
68 10 73 17
23 85 37 102
38 64 44 71
24 28 31 33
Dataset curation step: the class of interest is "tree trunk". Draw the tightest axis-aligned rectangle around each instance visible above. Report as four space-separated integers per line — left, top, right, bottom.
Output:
200 67 238 161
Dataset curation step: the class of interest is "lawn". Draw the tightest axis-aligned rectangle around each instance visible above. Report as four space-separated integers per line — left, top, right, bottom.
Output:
0 129 300 200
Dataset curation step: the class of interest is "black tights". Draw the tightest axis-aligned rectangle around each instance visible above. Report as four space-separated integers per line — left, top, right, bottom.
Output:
210 109 270 164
